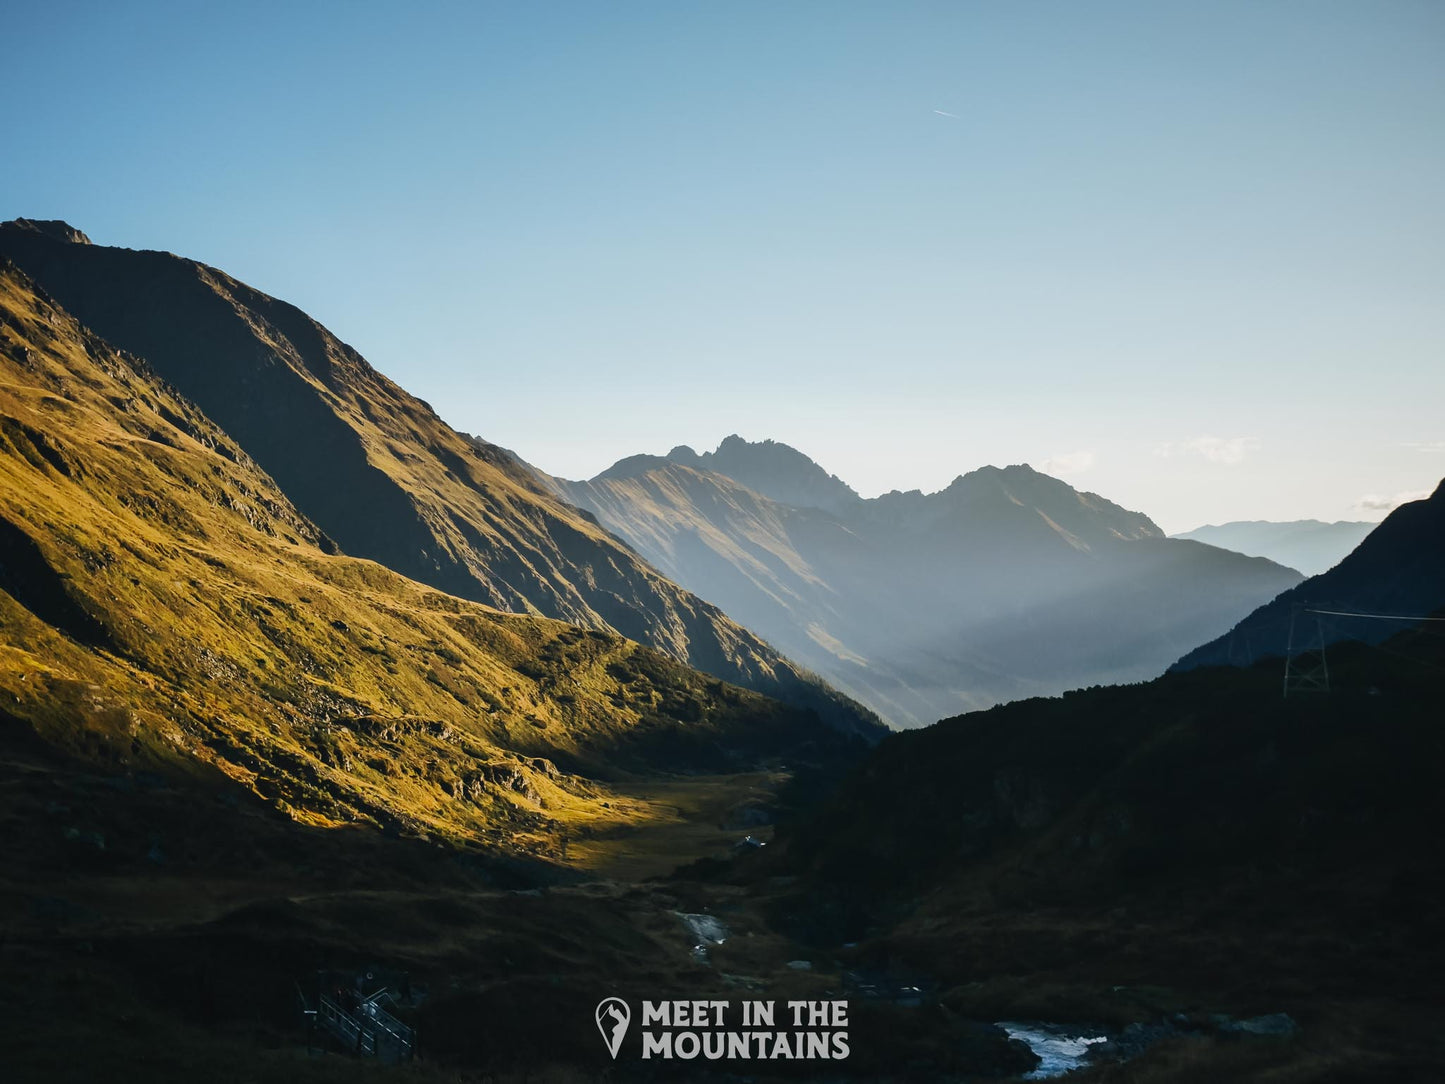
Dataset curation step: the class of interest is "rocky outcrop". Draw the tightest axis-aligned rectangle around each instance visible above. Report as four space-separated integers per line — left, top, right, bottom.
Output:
4 218 91 244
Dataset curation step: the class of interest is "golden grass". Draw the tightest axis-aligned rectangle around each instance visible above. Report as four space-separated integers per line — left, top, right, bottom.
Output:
0 267 817 860
570 770 784 879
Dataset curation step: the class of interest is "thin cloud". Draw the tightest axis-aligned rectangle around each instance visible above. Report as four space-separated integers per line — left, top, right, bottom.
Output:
1400 440 1445 454
1355 489 1431 514
932 109 957 118
1152 436 1260 466
1040 450 1095 477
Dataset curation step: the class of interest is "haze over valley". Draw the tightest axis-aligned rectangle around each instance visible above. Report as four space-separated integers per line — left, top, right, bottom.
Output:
550 437 1301 727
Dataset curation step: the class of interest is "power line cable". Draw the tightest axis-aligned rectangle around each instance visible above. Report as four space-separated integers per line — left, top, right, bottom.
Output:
1304 609 1445 622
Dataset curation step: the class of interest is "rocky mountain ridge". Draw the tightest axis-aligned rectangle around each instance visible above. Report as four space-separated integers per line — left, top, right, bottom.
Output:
1172 518 1377 576
552 439 1301 727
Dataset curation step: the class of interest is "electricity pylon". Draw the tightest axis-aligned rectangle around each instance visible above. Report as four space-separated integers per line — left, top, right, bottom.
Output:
1283 603 1330 697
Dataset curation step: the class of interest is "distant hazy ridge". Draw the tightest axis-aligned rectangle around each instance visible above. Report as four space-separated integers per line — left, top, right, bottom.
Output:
551 436 1302 727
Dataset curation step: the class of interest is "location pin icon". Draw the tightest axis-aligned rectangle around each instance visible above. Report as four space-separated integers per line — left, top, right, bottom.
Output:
595 996 631 1058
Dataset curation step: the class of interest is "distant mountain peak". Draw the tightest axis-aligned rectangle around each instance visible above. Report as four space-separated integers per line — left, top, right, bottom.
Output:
871 463 1156 550
2 218 91 245
1172 518 1381 577
594 452 677 482
660 434 862 514
716 433 771 454
949 462 1038 487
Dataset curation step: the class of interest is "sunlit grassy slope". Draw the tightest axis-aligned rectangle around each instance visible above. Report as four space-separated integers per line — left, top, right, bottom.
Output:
0 262 855 859
0 219 879 738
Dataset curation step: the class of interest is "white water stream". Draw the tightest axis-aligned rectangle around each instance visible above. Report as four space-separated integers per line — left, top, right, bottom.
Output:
999 1022 1109 1078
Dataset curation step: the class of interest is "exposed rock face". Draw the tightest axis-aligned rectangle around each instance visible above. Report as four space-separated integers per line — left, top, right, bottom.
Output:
4 218 91 244
0 221 881 739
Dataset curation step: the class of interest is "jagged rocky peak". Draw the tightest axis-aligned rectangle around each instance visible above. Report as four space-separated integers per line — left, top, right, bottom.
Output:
951 462 1058 488
2 218 91 244
666 444 702 465
664 434 863 514
949 462 1073 499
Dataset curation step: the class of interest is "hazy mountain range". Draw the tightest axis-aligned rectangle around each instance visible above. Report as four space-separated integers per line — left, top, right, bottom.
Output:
1172 519 1376 577
550 437 1303 727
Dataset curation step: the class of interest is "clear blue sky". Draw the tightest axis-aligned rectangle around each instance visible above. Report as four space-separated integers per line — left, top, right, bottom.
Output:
5 1 1443 532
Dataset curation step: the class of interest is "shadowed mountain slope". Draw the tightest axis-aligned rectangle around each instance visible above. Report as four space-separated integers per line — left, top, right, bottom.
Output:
0 260 876 857
1173 480 1445 673
780 626 1445 937
553 440 1302 727
0 220 878 738
1172 519 1376 577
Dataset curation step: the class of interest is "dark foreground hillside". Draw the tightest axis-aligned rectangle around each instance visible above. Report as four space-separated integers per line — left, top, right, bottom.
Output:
763 624 1445 1080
